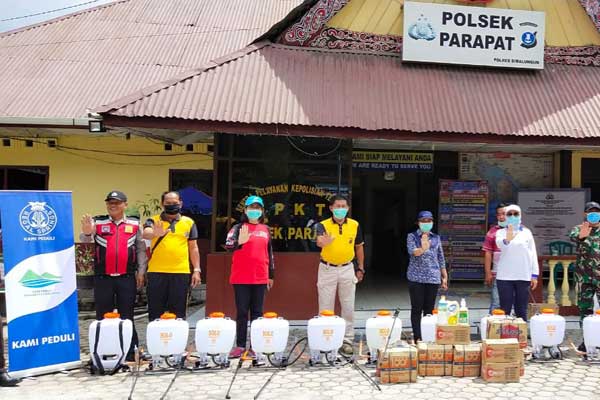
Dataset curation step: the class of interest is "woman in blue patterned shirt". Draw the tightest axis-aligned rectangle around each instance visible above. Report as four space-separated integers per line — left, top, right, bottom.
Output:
406 210 448 342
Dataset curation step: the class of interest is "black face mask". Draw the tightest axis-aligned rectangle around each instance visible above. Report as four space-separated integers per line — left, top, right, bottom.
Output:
164 204 181 215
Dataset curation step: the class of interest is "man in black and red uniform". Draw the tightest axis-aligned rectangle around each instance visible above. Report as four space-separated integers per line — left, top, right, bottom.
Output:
81 190 147 360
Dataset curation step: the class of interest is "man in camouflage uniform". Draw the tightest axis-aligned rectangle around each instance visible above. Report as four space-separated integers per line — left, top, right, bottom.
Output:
569 201 600 352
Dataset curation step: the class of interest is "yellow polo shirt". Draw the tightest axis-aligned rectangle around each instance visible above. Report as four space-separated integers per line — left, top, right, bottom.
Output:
145 214 197 274
317 217 364 265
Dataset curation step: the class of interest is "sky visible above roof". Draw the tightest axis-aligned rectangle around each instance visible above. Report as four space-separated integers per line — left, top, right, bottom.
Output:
0 0 114 33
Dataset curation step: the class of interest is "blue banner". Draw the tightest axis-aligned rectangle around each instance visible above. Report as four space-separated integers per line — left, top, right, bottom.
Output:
0 191 80 377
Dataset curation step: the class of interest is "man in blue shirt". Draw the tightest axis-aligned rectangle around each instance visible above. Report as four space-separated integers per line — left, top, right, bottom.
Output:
407 210 448 342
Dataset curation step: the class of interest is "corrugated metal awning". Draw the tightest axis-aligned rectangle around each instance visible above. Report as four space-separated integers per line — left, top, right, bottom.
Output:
98 42 600 141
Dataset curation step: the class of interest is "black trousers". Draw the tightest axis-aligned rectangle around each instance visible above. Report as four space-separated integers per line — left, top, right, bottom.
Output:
233 284 267 348
408 281 439 342
147 272 190 321
94 274 138 354
497 280 530 322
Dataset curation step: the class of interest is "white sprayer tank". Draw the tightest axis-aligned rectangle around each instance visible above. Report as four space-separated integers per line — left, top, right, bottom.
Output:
307 310 346 352
583 310 600 352
366 310 402 353
146 312 189 356
88 312 133 370
530 309 566 347
195 312 236 355
421 310 438 343
480 309 507 341
251 312 290 354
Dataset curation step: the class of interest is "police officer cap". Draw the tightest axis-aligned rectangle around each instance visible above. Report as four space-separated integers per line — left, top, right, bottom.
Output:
105 190 127 202
585 201 600 212
245 195 264 207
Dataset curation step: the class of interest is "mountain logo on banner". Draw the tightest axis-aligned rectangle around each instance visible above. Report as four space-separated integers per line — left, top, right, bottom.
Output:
19 270 62 288
19 201 58 236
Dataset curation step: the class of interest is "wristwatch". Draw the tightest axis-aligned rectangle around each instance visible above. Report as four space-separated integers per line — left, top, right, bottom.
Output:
193 268 201 273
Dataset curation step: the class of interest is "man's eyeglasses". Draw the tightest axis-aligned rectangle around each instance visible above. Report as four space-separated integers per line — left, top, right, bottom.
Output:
506 212 520 217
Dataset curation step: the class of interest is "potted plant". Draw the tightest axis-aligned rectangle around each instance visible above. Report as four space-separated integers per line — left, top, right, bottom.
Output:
75 243 95 289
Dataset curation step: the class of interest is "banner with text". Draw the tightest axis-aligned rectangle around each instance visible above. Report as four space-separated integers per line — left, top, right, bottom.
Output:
403 1 545 69
352 151 434 171
518 189 589 255
0 191 79 378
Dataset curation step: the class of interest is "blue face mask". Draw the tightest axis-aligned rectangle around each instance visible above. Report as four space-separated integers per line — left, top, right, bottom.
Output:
507 215 521 227
246 209 262 220
498 220 508 228
419 222 433 233
587 212 600 224
332 208 348 219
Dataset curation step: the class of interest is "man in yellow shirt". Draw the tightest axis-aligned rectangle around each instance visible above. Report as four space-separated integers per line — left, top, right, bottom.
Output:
142 191 201 320
315 195 365 352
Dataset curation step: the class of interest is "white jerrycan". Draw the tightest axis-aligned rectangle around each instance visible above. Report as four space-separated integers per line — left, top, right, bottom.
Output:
89 312 133 374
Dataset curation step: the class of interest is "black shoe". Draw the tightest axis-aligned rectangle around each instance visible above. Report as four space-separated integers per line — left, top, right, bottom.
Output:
0 370 20 387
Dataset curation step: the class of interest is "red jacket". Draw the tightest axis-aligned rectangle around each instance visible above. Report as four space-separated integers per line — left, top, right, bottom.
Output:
225 223 274 284
93 216 140 275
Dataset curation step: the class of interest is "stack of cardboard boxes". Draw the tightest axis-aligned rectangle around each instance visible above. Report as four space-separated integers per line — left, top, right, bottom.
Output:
481 339 524 383
453 344 483 377
377 346 418 384
435 324 471 345
417 343 453 376
486 317 528 349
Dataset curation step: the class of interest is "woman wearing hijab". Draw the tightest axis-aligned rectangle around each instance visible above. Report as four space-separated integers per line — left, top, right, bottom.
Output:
495 204 539 321
225 195 274 358
406 210 448 342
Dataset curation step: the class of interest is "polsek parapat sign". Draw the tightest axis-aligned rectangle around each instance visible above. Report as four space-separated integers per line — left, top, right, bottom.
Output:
402 1 545 70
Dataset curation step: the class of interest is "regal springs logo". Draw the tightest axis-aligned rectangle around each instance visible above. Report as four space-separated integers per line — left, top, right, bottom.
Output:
19 201 58 238
19 269 62 288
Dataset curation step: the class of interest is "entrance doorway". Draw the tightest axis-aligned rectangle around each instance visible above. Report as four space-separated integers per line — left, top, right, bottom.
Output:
352 151 458 311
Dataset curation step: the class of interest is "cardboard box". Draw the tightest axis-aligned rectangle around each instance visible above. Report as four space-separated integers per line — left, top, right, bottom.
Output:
452 343 482 378
528 303 559 320
417 343 453 376
481 362 521 383
377 346 418 384
435 324 471 345
486 318 528 348
519 349 525 377
482 339 521 363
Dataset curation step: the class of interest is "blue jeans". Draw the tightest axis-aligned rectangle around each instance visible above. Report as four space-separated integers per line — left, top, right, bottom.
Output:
496 280 530 322
489 278 500 314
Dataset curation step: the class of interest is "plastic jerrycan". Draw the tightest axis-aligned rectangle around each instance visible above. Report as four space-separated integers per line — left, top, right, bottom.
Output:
251 312 290 354
89 312 133 371
146 312 189 356
530 309 566 347
365 310 402 354
195 311 236 355
307 310 346 352
420 310 438 343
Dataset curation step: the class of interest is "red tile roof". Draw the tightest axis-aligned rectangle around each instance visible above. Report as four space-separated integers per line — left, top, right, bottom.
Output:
98 42 600 139
0 0 302 119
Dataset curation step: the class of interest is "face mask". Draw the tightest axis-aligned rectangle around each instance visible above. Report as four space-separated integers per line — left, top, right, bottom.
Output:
332 208 348 219
164 204 181 215
498 220 508 228
587 212 600 224
419 222 433 233
246 209 262 220
507 215 521 227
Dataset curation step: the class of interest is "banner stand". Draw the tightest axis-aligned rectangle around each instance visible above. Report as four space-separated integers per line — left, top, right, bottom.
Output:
0 191 80 378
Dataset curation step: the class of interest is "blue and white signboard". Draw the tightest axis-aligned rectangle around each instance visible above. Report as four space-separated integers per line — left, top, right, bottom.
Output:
0 191 80 378
403 1 545 70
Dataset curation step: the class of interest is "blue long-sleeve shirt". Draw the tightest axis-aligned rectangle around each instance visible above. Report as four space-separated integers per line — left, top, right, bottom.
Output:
406 229 446 284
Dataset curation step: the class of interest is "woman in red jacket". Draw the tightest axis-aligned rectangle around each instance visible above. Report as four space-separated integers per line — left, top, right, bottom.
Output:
225 195 274 358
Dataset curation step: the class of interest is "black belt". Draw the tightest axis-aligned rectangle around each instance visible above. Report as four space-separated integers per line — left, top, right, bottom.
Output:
320 259 353 267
